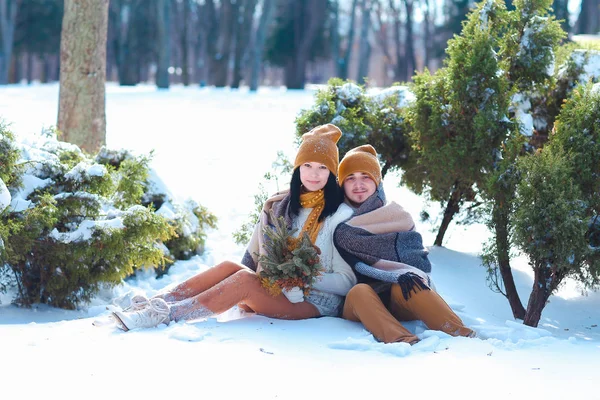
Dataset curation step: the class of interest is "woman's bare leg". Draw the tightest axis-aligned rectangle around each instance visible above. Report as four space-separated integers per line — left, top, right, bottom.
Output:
156 260 248 302
169 269 320 321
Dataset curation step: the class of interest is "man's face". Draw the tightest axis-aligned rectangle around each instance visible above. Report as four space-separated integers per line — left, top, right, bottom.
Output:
343 172 377 206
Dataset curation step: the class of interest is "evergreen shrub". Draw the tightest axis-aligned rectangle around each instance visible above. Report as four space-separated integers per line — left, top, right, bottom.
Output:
0 126 216 308
295 78 414 177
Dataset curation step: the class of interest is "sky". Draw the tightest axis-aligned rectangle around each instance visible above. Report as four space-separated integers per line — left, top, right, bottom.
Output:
0 83 599 399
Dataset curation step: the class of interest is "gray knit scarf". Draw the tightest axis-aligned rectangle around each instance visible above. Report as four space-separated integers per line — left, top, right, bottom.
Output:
333 184 432 300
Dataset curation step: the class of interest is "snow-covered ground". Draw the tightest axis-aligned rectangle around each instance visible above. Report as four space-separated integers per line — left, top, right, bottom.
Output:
1 84 599 399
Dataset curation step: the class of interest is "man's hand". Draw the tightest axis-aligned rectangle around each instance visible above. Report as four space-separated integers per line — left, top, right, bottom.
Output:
282 286 304 303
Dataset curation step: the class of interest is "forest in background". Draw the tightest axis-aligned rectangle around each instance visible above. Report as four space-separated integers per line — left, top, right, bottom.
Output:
0 0 598 89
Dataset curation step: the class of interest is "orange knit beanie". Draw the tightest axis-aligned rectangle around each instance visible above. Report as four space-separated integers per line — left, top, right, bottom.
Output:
338 144 382 186
294 124 343 175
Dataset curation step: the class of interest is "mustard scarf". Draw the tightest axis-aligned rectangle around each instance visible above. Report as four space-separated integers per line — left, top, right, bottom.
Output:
297 189 325 244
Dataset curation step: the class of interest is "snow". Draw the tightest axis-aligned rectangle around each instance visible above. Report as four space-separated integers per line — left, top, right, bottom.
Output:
337 82 363 103
367 85 415 108
511 93 534 136
1 84 600 399
49 217 125 243
0 177 10 212
478 0 495 30
64 162 107 181
572 50 600 83
9 173 54 212
559 49 600 83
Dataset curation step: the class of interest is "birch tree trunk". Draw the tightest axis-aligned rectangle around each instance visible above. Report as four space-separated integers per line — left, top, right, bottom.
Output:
0 0 19 85
57 0 108 153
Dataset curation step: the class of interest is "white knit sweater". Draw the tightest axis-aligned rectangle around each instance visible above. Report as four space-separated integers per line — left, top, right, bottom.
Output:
291 203 357 296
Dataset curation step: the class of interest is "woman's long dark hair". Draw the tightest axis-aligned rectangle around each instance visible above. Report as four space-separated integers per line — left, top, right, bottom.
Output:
289 168 343 222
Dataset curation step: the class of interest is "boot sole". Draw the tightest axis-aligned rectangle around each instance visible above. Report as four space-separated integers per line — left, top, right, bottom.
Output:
111 312 130 332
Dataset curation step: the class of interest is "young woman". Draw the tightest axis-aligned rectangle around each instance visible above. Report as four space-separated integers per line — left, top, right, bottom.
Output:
334 145 475 344
112 124 357 331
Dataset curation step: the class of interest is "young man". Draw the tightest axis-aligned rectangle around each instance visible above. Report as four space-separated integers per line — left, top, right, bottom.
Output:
334 145 475 344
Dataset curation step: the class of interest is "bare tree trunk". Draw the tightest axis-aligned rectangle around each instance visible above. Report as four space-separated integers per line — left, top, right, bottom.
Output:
249 0 274 91
284 0 328 89
231 0 257 88
26 51 32 84
156 0 171 89
493 203 526 319
338 0 358 80
331 0 340 76
372 1 395 84
57 0 108 154
356 0 371 85
422 0 429 68
7 50 18 83
434 185 461 247
202 0 218 85
41 53 50 83
552 0 569 33
390 0 405 82
113 0 140 86
0 0 19 85
523 265 557 327
212 0 237 87
575 0 600 34
181 0 191 86
404 0 416 79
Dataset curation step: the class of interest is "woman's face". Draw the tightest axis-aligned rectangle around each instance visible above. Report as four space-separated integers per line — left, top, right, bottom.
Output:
343 172 377 206
299 162 330 192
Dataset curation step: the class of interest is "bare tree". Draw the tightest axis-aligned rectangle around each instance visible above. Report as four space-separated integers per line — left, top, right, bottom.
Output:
110 0 148 86
336 0 359 80
180 0 191 86
390 0 405 80
422 0 434 70
356 0 372 85
212 0 237 87
200 0 218 85
231 0 257 88
552 0 570 33
57 0 109 153
0 0 20 85
284 0 328 89
403 0 416 78
575 0 600 34
249 0 274 91
372 0 399 83
156 0 171 89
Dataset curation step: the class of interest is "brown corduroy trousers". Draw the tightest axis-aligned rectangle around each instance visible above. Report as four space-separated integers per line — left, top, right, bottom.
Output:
342 283 474 344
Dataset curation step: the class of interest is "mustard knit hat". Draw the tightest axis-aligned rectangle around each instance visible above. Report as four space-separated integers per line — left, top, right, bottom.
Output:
294 124 343 175
338 144 382 186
